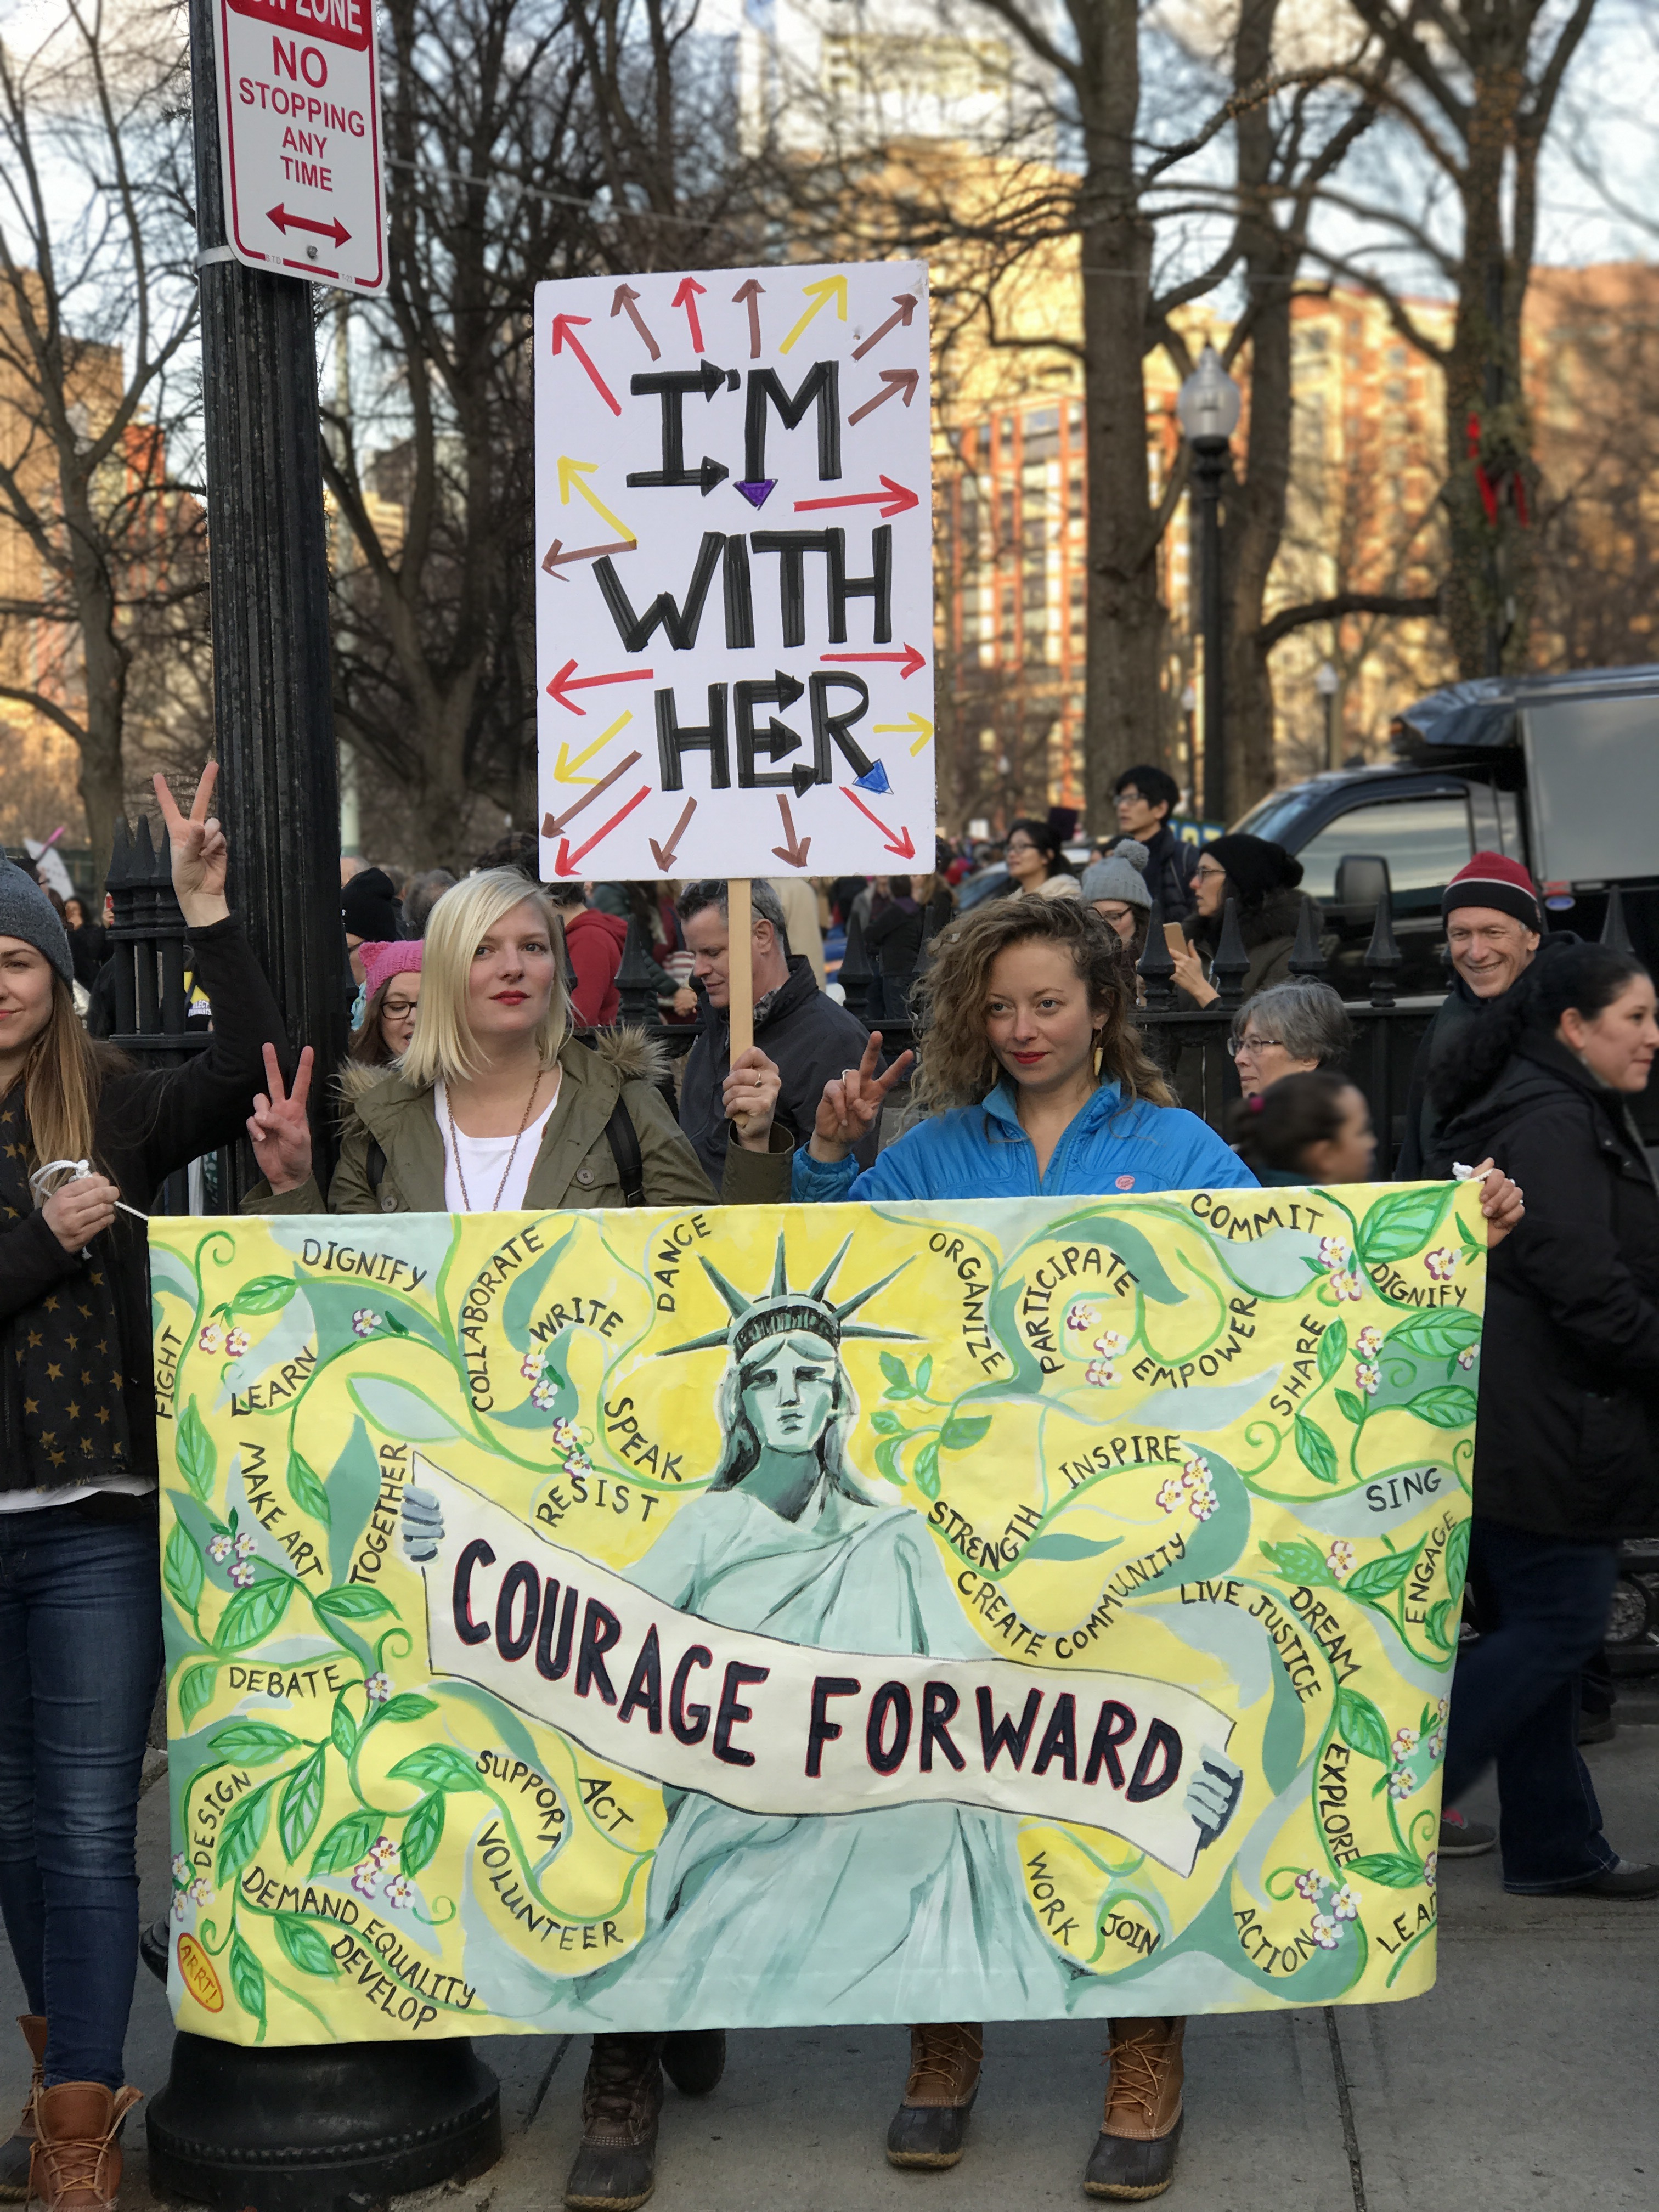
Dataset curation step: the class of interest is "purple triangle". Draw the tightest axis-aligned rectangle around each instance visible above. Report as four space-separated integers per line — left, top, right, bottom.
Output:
736 478 776 509
855 759 891 795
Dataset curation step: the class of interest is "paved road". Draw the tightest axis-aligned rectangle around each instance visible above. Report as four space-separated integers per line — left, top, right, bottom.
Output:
4 1718 1656 2210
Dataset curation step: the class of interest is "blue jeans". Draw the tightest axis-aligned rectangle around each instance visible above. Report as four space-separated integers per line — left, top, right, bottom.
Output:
0 1508 161 2089
1442 1517 1620 1893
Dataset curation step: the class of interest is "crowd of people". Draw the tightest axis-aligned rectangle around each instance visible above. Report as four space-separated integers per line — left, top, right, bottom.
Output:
0 760 1654 2210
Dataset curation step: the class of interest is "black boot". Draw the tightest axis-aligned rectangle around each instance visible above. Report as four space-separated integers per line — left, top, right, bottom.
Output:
564 2033 664 2212
662 2030 726 2097
885 2023 982 2170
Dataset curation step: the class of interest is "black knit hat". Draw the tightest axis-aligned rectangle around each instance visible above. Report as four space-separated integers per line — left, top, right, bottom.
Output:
1203 833 1304 907
341 867 402 943
0 858 74 986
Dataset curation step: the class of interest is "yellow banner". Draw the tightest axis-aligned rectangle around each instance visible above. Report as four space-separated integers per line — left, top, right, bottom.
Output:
152 1183 1484 2044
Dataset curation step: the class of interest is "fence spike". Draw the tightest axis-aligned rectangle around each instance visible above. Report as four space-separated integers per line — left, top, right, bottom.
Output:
1364 887 1403 1010
1137 905 1177 1011
1601 883 1634 953
1211 896 1251 1009
838 908 873 1023
614 919 660 1026
1288 894 1328 979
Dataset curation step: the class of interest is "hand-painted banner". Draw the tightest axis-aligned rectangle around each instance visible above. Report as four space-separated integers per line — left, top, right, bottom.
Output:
532 259 933 881
152 1183 1485 2045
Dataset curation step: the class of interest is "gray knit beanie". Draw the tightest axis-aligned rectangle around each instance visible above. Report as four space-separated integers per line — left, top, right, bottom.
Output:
1080 839 1153 911
0 859 74 986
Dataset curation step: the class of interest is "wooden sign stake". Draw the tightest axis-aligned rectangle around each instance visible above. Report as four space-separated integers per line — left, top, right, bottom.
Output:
727 877 754 1135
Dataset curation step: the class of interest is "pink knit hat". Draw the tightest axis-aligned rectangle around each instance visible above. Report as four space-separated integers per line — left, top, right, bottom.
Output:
359 940 424 998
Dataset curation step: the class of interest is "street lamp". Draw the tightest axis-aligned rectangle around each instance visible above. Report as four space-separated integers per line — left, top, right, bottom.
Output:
1314 659 1341 772
1176 345 1242 824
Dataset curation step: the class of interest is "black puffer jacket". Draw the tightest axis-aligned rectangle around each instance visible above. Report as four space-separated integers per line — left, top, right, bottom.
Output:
1432 1034 1659 1541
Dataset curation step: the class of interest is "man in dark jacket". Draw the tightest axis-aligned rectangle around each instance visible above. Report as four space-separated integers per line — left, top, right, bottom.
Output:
1395 853 1547 1177
1112 765 1200 921
677 878 876 1186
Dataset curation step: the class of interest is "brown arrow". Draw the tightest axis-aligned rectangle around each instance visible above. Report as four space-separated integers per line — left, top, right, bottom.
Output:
771 794 811 868
851 292 918 360
542 535 635 577
848 369 920 427
610 283 659 360
732 277 765 359
541 751 644 836
650 796 698 872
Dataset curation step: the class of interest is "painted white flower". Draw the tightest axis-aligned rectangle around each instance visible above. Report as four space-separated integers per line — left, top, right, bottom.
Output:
1181 1455 1211 1491
1294 1869 1326 1901
1331 1884 1360 1922
1354 1362 1380 1396
1425 1247 1458 1283
1356 1325 1383 1361
1156 1478 1186 1516
1388 1766 1419 1800
1436 1696 1451 1724
234 1531 256 1558
171 1889 187 1921
1091 1330 1127 1357
562 1447 593 1477
1426 1728 1447 1762
352 1308 380 1338
550 1417 584 1452
224 1328 251 1358
1392 1725 1420 1760
1318 1236 1351 1271
1330 1271 1363 1303
197 1323 225 1355
364 1673 392 1705
188 1877 213 1906
1423 1850 1438 1891
530 1380 558 1410
1187 1483 1218 1523
1085 1359 1119 1389
1457 1346 1477 1370
1310 1911 1341 1951
1065 1303 1101 1335
350 1861 379 1899
383 1875 413 1909
207 1533 233 1563
228 1560 256 1589
1326 1540 1356 1580
370 1835 398 1869
172 1853 190 1884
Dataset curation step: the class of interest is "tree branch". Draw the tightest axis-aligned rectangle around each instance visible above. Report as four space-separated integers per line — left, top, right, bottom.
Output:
1256 589 1442 653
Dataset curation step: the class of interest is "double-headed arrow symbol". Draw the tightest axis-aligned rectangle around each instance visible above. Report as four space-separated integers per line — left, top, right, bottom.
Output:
267 205 350 247
546 658 655 714
793 475 919 520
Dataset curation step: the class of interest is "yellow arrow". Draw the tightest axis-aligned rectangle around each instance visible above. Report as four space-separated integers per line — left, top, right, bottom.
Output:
778 274 848 356
557 455 635 545
554 709 633 784
875 712 934 755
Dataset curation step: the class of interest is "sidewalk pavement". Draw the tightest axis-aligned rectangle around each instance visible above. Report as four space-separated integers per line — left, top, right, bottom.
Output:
3 1719 1656 2211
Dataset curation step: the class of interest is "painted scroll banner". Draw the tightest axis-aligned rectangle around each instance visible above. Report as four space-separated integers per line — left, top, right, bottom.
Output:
153 1183 1486 2046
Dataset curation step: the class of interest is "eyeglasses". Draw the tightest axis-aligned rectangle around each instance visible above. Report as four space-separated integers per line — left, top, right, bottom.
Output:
1005 839 1039 856
1227 1035 1283 1059
1193 862 1227 882
382 998 419 1020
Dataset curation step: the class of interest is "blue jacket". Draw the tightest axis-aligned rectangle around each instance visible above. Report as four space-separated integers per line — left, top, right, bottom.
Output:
791 1079 1259 1204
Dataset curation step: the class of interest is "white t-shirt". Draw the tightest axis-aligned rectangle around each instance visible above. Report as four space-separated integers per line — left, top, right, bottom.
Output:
436 1073 561 1213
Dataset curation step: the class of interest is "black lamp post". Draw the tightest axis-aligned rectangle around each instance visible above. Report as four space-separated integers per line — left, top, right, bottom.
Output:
1176 345 1241 826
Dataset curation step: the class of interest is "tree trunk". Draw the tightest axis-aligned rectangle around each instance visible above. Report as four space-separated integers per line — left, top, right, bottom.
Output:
64 473 129 876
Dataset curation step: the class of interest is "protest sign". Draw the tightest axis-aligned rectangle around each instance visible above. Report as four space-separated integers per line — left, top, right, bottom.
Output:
533 261 933 883
154 1182 1484 2044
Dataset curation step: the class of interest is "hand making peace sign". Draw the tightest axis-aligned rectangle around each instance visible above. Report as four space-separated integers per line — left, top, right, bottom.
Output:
153 763 230 929
247 1043 316 1197
809 1032 916 1164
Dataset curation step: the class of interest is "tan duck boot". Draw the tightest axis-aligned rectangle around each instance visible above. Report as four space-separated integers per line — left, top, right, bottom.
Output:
1083 2016 1185 2200
29 2083 140 2211
885 2021 983 2169
0 2018 44 2201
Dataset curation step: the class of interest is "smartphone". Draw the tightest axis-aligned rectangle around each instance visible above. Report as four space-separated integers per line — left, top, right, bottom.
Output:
1162 922 1186 958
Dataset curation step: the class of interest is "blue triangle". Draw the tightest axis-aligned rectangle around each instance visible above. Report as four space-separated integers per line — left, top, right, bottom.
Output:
854 759 891 795
736 479 775 509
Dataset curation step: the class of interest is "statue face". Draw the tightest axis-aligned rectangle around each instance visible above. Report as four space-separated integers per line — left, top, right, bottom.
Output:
740 1335 838 1455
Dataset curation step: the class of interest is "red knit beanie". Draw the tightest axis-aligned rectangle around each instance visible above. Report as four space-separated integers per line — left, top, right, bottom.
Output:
1440 851 1541 932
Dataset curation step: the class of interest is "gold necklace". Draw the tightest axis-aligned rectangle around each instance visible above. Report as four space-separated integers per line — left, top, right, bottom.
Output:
443 1069 546 1211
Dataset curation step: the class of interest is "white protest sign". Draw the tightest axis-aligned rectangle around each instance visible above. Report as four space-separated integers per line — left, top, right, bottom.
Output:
213 0 386 294
533 261 933 882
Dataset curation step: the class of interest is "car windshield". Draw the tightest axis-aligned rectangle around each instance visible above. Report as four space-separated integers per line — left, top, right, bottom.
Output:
1231 793 1308 846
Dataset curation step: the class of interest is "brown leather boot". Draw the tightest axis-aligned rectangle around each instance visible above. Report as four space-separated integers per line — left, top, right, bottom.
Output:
1083 2016 1185 2200
29 2083 141 2211
885 2022 983 2170
563 2034 664 2211
0 2018 44 2201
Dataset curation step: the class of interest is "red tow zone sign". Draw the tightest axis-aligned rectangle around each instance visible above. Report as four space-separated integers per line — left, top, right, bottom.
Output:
215 0 386 292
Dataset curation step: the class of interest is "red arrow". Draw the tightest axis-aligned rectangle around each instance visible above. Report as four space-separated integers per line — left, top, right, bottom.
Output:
793 475 919 520
550 315 620 417
610 283 659 361
542 751 645 836
732 277 765 358
267 204 349 247
672 277 707 354
848 369 921 428
541 536 635 578
840 787 915 860
546 658 654 714
820 643 926 679
650 796 698 872
771 795 812 867
851 293 919 361
554 786 653 876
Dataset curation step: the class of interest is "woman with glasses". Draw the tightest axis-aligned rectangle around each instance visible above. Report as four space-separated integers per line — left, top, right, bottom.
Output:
1167 834 1308 1008
1228 980 1351 1098
1002 817 1081 901
347 940 424 1069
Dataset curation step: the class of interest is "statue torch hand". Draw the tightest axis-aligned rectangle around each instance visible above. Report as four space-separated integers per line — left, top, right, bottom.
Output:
402 1485 445 1565
1186 1746 1244 1849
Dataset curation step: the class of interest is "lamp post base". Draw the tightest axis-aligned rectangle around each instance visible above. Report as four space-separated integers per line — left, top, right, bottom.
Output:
145 2031 502 2212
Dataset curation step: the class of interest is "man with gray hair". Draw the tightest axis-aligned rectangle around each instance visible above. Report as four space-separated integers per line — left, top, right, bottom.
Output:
676 878 877 1186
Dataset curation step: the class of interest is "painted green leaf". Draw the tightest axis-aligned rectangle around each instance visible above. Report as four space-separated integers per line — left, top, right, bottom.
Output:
1020 1532 1124 1564
1384 1308 1481 1358
1344 1547 1420 1604
229 1931 267 2024
939 1413 992 1453
1259 1539 1332 1587
1317 1320 1348 1384
230 1275 297 1317
178 1663 217 1733
389 1745 482 1793
274 1912 338 1977
215 1576 295 1652
868 1409 902 1436
1334 1389 1364 1426
1408 1385 1479 1430
1423 1598 1455 1651
873 1435 904 1486
915 1353 933 1393
912 1441 941 1499
347 1376 461 1444
1444 1517 1471 1604
215 1779 275 1883
279 1746 328 1863
399 1791 445 1876
163 1523 205 1616
879 1352 912 1396
1356 1185 1454 1266
309 1808 379 1877
177 1397 216 1504
286 1451 331 1528
1345 1851 1425 1888
382 1312 410 1338
331 1692 358 1760
1335 1686 1392 1767
499 1226 577 1349
1294 1412 1339 1486
208 1721 300 1767
373 1693 437 1729
314 1583 394 1623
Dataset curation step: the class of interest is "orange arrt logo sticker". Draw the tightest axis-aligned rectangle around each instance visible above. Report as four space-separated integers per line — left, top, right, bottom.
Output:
177 1933 223 2013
